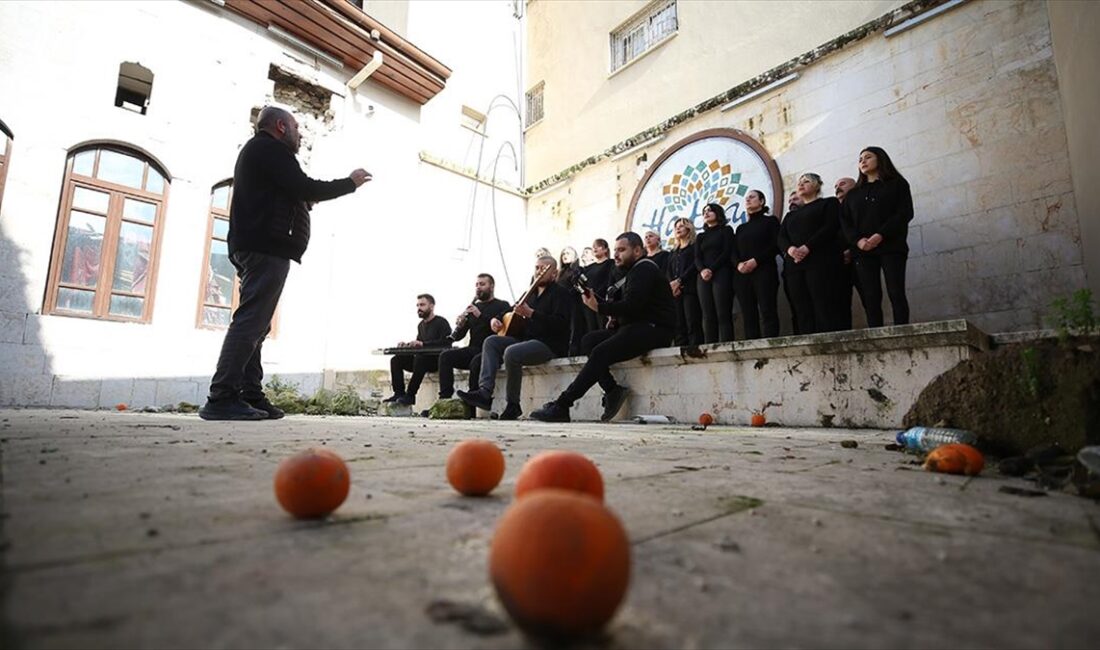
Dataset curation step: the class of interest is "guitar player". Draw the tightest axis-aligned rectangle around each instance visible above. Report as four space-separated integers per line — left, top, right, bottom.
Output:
457 256 571 421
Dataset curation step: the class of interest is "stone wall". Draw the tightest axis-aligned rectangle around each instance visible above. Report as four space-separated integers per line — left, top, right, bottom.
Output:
525 0 1087 334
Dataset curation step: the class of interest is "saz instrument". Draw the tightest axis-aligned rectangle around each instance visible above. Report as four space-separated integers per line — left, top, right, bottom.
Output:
500 264 552 339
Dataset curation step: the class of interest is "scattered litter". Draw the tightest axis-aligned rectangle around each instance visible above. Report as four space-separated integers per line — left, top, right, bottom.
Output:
425 599 509 636
840 440 859 449
897 426 976 452
634 415 673 424
998 486 1047 498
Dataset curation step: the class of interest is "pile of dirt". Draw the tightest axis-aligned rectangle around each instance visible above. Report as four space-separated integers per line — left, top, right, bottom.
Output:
904 337 1099 456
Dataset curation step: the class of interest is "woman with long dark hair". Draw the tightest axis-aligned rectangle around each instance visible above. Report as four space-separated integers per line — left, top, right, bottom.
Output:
778 173 842 334
694 203 736 343
667 217 703 345
840 146 914 327
734 190 781 338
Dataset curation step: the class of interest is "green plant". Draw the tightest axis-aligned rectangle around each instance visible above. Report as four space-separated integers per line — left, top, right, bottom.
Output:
1049 288 1096 343
264 377 365 416
264 375 308 414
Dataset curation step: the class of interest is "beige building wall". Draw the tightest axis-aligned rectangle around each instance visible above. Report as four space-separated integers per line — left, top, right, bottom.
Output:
525 0 1087 334
524 0 905 182
1048 0 1100 299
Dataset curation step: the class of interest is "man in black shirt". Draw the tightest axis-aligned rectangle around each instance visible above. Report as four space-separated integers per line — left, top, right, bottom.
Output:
385 294 452 406
435 273 510 401
200 106 370 421
458 257 571 420
531 232 675 423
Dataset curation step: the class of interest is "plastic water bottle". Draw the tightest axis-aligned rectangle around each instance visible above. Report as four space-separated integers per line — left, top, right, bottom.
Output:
896 427 977 452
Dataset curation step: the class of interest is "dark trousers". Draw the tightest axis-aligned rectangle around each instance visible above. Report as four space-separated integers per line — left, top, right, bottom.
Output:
856 253 909 327
568 295 588 356
785 264 836 335
583 301 606 333
673 292 703 346
437 346 481 398
696 266 734 343
208 251 290 402
558 324 673 407
735 266 780 339
390 354 439 397
782 264 800 335
835 261 862 331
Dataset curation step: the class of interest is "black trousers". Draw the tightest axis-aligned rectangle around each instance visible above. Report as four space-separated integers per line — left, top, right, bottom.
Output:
674 292 703 346
834 261 862 331
856 253 910 327
734 265 780 339
390 354 439 397
437 346 482 398
582 301 607 333
208 251 289 403
558 324 673 407
696 266 734 343
567 294 588 356
781 265 800 336
785 263 836 335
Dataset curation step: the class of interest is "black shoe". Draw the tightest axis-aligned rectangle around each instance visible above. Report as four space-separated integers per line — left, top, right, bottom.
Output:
396 394 416 406
499 402 523 421
530 401 571 423
199 398 267 421
244 396 285 420
457 389 493 411
382 393 405 403
600 385 629 422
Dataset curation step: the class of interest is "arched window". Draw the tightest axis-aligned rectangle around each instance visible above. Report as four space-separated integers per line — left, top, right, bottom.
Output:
0 120 12 211
44 145 169 322
198 181 235 328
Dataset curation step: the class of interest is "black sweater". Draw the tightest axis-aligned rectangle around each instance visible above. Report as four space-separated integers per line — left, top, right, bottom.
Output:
646 249 670 274
451 298 510 349
228 131 357 263
667 243 698 294
778 197 841 268
583 259 615 296
840 177 914 255
734 211 781 266
416 316 453 347
695 224 736 272
599 258 676 330
523 283 572 357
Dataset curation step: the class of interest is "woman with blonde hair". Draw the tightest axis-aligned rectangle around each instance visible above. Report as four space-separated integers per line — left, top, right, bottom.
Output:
778 173 842 334
667 217 703 345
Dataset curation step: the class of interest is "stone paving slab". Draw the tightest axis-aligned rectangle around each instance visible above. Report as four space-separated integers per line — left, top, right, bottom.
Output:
1 410 1098 649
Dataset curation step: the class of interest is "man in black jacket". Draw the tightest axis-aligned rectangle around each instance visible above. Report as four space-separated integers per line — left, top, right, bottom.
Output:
457 257 571 421
200 106 371 421
435 273 510 401
385 294 452 406
531 232 675 423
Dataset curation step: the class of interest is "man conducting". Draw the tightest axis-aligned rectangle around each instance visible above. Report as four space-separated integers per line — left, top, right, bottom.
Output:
457 256 571 420
531 232 675 423
199 106 370 421
435 273 510 401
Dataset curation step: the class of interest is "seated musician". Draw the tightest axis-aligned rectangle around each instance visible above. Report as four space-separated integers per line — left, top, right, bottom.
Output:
531 232 675 423
384 294 452 406
435 273 510 401
457 256 571 420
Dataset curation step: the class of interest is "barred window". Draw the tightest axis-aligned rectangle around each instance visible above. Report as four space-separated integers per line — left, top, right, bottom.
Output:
610 0 678 73
525 82 544 128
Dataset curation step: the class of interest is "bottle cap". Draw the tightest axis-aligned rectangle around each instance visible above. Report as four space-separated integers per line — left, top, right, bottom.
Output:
895 431 906 445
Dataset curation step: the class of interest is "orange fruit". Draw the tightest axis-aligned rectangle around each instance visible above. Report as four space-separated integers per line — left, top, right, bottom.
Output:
698 412 715 426
750 412 766 427
115 403 128 411
515 450 603 502
274 448 350 518
446 439 505 496
924 443 984 476
490 489 630 638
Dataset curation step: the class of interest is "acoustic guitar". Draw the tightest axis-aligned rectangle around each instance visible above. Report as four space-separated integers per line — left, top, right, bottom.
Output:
500 264 552 338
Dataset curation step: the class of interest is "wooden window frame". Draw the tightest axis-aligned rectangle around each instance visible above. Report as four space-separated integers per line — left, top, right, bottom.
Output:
195 181 278 337
43 146 169 323
0 130 11 212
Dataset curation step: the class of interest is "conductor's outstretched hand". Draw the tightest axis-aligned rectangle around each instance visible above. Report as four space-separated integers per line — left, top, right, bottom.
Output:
350 169 372 187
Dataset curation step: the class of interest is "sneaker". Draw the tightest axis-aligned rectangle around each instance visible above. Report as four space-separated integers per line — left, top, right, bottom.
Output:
530 401 571 423
199 398 267 421
244 396 285 420
382 394 405 403
499 402 523 421
457 389 493 411
600 385 629 422
396 394 416 406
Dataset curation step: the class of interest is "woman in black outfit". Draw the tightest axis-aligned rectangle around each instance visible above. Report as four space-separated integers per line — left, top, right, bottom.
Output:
643 229 670 273
695 203 736 343
840 146 914 327
778 173 842 334
734 190 781 339
557 246 586 355
667 217 703 345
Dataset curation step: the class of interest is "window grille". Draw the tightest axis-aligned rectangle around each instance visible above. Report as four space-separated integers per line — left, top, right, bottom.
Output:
610 0 678 73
